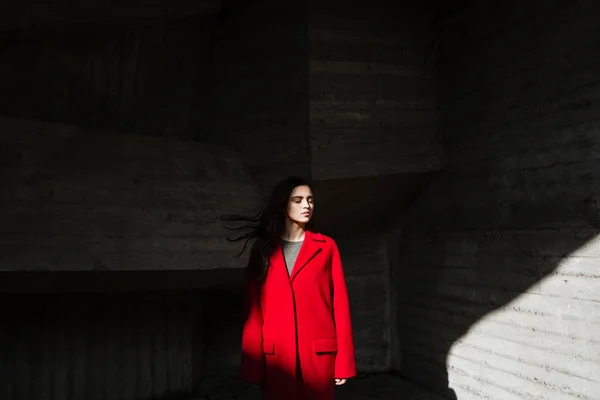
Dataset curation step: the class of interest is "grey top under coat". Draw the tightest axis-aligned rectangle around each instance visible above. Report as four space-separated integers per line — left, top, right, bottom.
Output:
281 239 304 276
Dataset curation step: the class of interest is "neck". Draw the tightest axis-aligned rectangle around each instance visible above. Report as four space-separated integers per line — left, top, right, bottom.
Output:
282 220 306 242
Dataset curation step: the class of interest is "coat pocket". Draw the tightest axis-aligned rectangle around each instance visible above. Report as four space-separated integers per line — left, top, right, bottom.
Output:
313 338 338 354
263 338 275 355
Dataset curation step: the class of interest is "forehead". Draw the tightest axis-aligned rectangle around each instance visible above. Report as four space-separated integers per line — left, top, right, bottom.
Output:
290 185 313 197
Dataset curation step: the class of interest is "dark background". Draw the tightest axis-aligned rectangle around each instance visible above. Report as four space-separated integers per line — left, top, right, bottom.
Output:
1 0 599 399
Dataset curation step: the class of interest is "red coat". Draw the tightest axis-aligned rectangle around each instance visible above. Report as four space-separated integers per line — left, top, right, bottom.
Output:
240 230 356 400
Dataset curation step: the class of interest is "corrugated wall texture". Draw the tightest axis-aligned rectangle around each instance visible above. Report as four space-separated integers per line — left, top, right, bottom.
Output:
0 291 198 400
0 19 212 140
394 1 600 399
336 233 390 372
308 0 441 179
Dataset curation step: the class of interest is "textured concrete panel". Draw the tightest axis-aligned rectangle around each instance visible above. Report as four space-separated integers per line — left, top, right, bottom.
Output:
0 117 261 272
335 233 391 373
210 0 310 192
0 291 199 400
309 1 442 179
393 1 600 399
0 21 213 140
0 0 220 30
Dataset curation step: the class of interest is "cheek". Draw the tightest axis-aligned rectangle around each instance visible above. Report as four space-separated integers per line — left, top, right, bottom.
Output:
287 203 297 215
291 203 303 215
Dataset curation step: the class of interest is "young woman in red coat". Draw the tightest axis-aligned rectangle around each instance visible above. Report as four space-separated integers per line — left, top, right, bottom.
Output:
224 176 356 400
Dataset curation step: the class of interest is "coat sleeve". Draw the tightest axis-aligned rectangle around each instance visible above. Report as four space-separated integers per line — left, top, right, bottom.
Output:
331 241 357 379
240 278 265 383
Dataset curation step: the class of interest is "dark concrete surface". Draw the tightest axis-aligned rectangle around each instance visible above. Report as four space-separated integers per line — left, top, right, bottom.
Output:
192 373 449 400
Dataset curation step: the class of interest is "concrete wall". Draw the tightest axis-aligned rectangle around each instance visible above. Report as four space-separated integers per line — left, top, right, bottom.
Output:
0 116 259 399
393 1 600 399
0 117 260 273
307 0 441 373
210 0 442 187
0 291 199 400
1 0 220 30
309 0 441 179
0 287 249 400
0 20 214 140
335 232 391 372
211 0 310 192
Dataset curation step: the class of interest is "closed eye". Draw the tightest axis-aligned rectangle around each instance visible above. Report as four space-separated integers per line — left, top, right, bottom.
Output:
291 196 315 204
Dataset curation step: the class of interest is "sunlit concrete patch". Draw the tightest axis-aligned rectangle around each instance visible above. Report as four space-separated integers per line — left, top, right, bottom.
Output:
445 235 600 400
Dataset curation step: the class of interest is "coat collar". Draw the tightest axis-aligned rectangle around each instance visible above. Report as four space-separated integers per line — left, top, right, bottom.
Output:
290 230 324 282
274 230 326 282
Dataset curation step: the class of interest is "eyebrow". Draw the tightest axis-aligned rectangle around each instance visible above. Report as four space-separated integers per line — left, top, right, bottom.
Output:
291 195 314 199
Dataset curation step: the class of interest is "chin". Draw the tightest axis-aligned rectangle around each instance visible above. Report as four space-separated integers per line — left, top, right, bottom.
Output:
297 216 311 224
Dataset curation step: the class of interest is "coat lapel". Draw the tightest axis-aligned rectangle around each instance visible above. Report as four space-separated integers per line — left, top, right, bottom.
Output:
290 230 325 283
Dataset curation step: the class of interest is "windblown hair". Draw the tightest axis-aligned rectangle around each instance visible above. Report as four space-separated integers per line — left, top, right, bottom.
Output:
221 176 314 283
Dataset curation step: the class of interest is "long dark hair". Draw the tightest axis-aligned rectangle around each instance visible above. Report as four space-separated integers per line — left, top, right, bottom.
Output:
221 176 314 283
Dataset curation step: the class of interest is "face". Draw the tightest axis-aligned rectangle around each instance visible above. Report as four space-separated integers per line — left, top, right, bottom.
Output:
286 185 314 226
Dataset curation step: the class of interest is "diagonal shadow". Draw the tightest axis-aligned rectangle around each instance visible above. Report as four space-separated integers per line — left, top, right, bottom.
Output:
388 2 600 398
393 224 598 399
391 8 600 400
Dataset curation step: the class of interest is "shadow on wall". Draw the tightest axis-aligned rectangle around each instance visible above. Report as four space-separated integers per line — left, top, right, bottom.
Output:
390 2 600 398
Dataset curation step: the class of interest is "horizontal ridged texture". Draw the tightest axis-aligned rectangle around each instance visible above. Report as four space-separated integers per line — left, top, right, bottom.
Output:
0 21 214 140
0 117 260 272
0 292 197 400
394 1 600 399
308 0 441 179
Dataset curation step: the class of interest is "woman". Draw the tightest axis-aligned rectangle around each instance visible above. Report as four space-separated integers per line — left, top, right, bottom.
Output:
223 176 356 400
